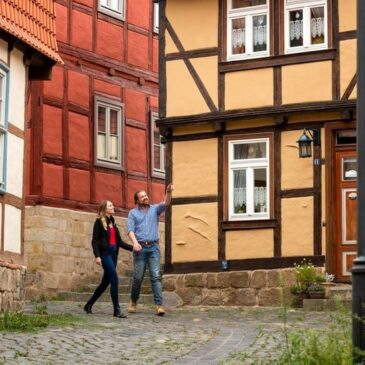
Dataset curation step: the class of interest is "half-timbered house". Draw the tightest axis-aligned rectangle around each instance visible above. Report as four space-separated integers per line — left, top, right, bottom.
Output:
25 0 165 296
0 0 62 311
157 0 357 305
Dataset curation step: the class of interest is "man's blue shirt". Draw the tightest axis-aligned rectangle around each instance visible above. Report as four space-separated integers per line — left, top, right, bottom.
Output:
128 203 167 242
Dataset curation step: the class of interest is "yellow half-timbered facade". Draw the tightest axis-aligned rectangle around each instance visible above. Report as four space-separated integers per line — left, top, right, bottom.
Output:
157 0 357 283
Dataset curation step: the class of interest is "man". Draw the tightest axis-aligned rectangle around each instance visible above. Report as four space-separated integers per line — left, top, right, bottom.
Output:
127 183 174 316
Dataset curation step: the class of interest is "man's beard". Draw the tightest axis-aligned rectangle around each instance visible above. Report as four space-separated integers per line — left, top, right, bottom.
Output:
139 198 149 207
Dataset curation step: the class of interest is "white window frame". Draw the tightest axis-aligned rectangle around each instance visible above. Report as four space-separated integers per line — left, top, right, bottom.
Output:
98 0 125 20
228 138 270 221
151 111 165 178
94 96 124 169
153 2 159 33
285 0 328 54
227 0 270 61
0 65 8 193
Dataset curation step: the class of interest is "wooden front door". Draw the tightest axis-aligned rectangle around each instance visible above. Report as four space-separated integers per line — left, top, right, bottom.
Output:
334 149 357 282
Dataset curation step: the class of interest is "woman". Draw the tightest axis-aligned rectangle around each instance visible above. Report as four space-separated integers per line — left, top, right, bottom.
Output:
84 200 133 318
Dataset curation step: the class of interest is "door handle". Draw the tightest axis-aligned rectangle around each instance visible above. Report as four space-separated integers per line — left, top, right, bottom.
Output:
348 192 357 200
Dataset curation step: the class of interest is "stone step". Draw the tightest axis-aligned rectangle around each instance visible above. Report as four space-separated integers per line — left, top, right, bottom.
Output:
58 291 154 304
303 298 352 311
328 284 352 300
303 284 352 311
87 283 153 294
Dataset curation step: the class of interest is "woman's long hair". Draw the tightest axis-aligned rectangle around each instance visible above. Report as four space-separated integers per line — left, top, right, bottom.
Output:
97 200 110 230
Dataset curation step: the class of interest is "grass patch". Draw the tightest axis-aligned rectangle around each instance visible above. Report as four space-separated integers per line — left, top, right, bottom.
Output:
0 312 79 332
49 293 66 301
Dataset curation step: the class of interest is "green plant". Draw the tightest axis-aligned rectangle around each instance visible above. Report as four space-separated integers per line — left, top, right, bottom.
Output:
314 274 326 283
308 283 325 292
294 259 316 291
0 313 77 332
50 293 66 301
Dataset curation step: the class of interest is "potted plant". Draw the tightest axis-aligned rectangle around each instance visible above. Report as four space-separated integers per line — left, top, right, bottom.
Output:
294 259 316 291
308 282 325 299
289 260 317 307
290 285 308 308
321 273 335 299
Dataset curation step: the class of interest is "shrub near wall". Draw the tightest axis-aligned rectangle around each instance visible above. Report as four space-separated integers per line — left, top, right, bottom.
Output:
0 262 26 313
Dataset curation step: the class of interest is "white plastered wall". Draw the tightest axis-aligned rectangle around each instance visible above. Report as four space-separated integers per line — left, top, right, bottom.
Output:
4 204 21 253
8 48 26 131
6 133 24 198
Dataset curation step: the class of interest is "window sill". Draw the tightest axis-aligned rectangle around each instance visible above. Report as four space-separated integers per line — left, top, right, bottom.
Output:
152 171 166 179
98 6 125 21
95 161 124 171
222 219 276 230
219 48 336 73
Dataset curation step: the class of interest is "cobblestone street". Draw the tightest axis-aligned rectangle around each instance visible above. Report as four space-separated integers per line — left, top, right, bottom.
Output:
0 301 335 365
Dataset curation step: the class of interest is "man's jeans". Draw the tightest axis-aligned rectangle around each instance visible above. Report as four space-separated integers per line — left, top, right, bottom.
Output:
131 244 162 305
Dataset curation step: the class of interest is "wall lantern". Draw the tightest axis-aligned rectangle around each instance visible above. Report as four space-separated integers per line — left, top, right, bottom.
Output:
297 128 321 158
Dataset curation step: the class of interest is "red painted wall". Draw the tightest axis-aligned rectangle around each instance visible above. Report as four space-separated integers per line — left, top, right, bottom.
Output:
27 0 164 216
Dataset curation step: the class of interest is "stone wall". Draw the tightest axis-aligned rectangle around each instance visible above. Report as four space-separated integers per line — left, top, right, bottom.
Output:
24 206 165 298
0 262 26 312
163 268 305 307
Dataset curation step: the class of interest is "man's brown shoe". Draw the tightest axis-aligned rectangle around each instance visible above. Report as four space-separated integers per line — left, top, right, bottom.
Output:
156 305 165 316
128 300 137 313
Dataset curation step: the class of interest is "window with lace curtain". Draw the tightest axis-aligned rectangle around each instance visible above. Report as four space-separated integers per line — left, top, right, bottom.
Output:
95 96 124 168
98 0 125 20
0 67 8 192
227 0 269 61
285 0 327 53
228 137 270 220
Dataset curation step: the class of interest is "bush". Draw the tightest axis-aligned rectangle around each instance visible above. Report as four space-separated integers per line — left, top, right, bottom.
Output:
294 259 316 291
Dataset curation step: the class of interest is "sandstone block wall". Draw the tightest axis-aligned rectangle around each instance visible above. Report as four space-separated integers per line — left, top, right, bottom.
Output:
24 206 165 298
0 262 26 312
163 268 310 307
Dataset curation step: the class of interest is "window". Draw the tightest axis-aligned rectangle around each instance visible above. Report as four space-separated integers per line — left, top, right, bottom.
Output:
0 66 8 192
228 137 270 220
151 112 165 178
285 0 327 53
94 96 124 168
227 0 269 61
98 0 125 20
153 2 159 33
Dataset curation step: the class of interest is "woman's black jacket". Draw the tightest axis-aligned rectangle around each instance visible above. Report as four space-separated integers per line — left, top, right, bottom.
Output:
91 216 133 258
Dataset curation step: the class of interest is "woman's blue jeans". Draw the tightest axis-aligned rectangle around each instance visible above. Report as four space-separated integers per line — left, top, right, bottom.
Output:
87 246 119 310
131 244 162 305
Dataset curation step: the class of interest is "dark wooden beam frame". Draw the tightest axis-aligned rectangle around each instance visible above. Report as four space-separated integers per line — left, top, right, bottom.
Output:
157 100 356 128
164 255 325 274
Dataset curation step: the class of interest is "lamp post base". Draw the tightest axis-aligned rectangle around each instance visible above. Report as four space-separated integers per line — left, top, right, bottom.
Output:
352 256 365 361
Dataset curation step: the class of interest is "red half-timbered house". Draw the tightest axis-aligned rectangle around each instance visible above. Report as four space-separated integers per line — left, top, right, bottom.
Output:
25 0 165 296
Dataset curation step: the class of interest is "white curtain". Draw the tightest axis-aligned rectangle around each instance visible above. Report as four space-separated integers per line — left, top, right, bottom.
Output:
233 28 246 48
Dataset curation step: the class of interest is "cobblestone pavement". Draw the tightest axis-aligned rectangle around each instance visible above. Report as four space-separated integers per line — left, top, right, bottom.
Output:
0 301 335 365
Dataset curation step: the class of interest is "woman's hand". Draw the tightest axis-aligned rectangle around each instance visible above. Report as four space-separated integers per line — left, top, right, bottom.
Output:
95 257 102 265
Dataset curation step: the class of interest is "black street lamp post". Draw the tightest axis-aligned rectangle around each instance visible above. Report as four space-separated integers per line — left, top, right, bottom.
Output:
352 0 365 361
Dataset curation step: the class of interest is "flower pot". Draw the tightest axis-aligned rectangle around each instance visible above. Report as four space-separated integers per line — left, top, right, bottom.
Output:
292 291 310 308
308 291 325 299
321 282 335 299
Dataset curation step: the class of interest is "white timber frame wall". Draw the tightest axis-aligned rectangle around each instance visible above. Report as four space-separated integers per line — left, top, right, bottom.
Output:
0 38 26 263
